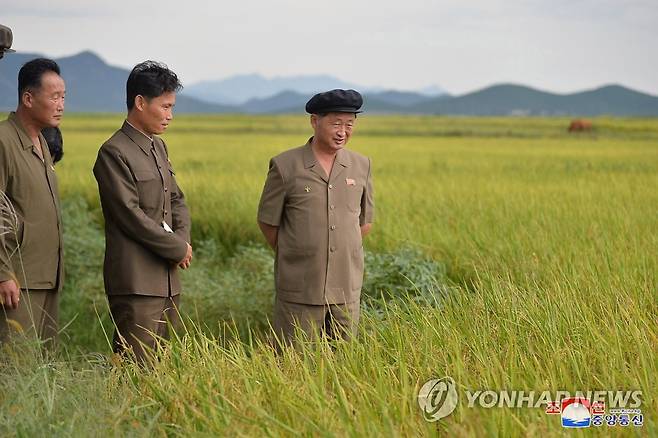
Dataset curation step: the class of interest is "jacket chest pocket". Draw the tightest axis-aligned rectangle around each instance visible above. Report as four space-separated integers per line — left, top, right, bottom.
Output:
345 184 362 213
133 169 161 209
288 181 324 211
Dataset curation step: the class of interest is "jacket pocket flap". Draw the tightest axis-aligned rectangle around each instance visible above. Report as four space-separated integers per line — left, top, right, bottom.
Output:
133 170 157 181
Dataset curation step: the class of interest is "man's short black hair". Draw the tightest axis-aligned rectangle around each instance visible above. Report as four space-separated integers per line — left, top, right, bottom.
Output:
18 58 61 102
126 61 183 110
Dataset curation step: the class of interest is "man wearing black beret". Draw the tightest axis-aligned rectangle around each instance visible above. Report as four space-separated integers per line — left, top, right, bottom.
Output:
0 24 14 60
257 89 374 349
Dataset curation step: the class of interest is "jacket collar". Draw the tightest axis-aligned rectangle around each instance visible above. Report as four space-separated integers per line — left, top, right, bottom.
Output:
121 120 153 155
8 112 44 151
302 137 352 169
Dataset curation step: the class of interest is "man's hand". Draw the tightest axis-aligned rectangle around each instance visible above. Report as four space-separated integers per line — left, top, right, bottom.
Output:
0 280 20 309
258 221 279 250
178 243 193 269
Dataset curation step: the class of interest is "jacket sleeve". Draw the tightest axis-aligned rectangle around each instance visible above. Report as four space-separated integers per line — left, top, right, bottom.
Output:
93 145 188 263
360 157 375 226
257 159 286 226
0 140 14 282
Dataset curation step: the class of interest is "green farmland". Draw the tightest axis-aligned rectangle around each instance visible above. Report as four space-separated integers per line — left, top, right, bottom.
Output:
1 114 657 436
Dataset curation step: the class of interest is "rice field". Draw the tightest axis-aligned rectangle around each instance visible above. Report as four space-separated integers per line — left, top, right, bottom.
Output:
1 114 656 436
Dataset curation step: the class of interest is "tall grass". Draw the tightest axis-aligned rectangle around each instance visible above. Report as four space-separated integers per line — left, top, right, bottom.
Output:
1 114 656 436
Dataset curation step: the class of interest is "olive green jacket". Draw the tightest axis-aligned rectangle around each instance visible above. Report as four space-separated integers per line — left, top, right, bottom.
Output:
0 113 64 292
93 121 190 297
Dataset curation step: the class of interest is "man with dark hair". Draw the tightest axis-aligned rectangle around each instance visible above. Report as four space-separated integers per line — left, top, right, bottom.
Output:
0 24 15 60
257 89 374 349
93 61 192 362
0 58 66 345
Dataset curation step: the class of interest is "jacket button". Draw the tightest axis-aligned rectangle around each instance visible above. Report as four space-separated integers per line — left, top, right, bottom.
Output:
328 184 333 189
330 247 336 252
164 187 168 192
330 225 336 230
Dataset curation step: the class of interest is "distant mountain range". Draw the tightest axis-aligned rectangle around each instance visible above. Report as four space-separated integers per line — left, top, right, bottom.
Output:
1 51 658 116
0 51 235 113
183 73 445 105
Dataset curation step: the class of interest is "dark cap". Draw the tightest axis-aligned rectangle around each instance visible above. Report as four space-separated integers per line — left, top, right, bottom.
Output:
305 89 363 114
0 25 15 54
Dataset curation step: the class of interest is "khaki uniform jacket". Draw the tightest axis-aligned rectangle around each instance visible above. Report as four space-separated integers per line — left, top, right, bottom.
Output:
93 121 190 297
258 139 374 305
0 113 64 292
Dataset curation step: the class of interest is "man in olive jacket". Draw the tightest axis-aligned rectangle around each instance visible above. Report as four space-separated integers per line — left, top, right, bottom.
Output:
93 61 192 361
0 58 65 345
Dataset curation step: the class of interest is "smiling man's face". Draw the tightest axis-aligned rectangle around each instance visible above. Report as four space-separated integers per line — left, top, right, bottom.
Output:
311 112 356 153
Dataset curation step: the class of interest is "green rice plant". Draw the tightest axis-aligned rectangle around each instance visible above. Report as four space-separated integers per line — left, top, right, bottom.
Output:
0 114 655 436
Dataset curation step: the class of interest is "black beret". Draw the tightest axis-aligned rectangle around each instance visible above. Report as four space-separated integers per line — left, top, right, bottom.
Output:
0 24 15 53
305 89 363 114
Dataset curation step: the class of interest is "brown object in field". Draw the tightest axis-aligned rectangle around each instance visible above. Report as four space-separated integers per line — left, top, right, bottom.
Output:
568 119 593 132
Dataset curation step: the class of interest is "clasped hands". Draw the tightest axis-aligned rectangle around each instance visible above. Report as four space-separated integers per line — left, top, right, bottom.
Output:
178 242 193 270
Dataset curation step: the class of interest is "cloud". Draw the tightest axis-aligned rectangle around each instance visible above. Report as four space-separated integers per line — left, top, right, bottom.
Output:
2 0 657 94
2 0 118 18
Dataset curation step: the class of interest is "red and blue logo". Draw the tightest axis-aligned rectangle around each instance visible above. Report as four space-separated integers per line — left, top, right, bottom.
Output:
561 397 591 428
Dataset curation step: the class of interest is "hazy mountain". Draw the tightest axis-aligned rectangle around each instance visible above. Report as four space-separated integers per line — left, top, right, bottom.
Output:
240 90 307 114
411 83 658 116
558 85 658 116
1 51 657 115
418 85 447 96
361 94 408 113
183 74 365 105
372 90 450 107
0 51 237 113
239 90 408 114
183 73 447 106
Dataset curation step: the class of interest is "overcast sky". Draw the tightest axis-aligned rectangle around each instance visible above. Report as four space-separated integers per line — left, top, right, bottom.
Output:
3 0 657 95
